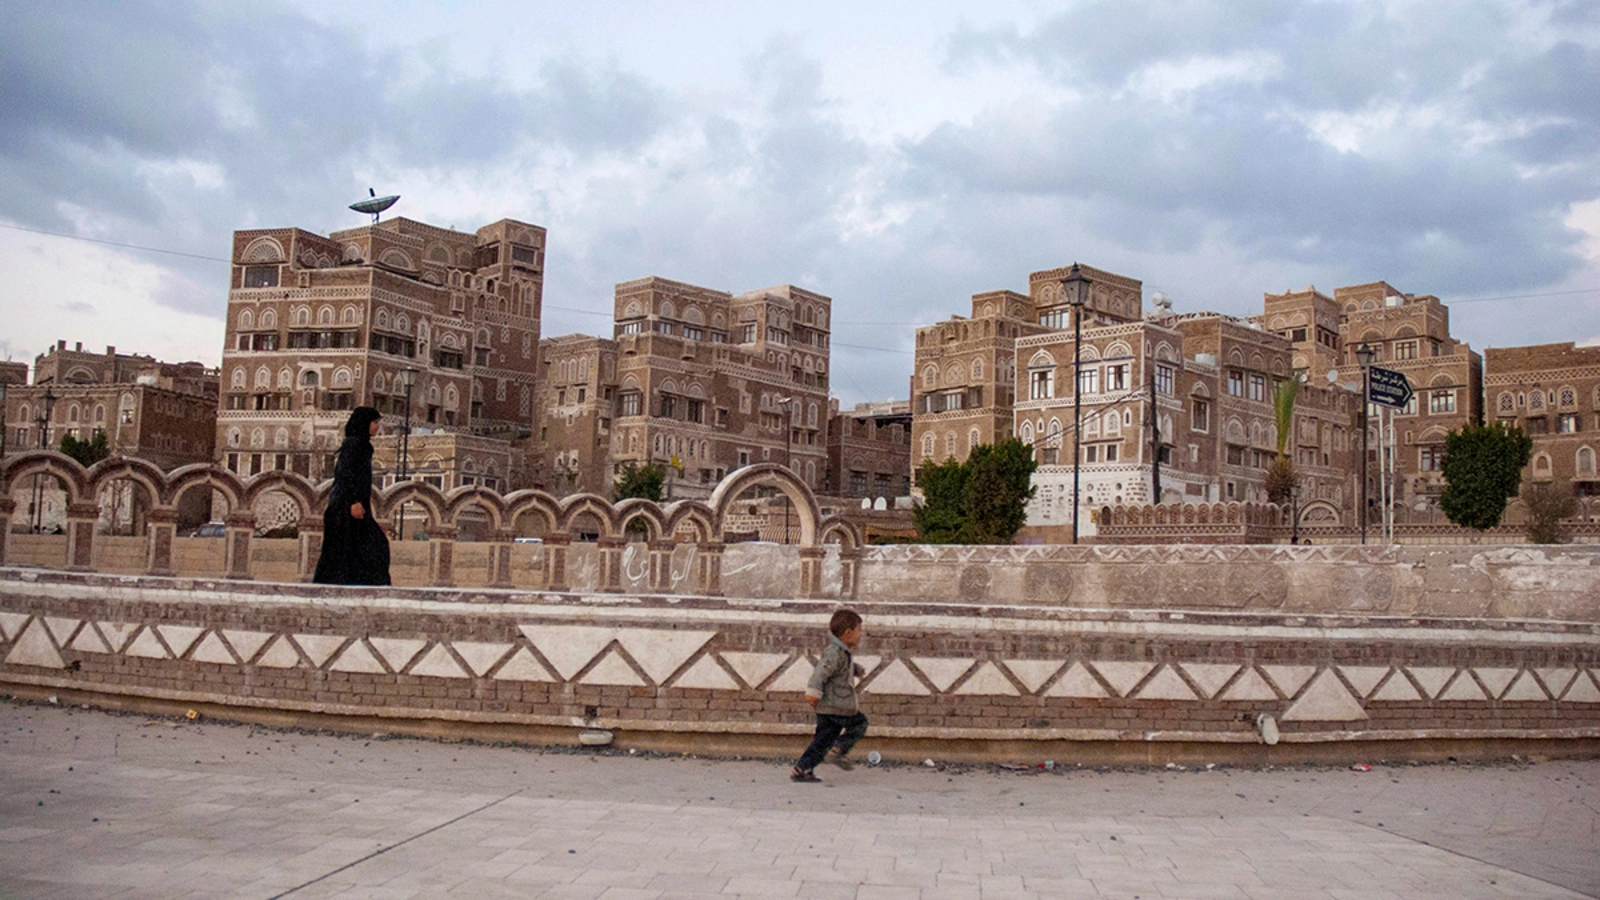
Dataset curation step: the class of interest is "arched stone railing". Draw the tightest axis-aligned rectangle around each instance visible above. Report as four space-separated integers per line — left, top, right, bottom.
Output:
0 452 862 597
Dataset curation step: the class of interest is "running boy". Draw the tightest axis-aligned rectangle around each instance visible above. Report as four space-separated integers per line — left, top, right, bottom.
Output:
791 608 867 782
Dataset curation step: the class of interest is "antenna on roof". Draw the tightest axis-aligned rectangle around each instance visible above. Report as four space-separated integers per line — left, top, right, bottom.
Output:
349 187 400 224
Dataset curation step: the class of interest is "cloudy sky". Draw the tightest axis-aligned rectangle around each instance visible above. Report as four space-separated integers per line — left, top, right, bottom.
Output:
2 0 1598 404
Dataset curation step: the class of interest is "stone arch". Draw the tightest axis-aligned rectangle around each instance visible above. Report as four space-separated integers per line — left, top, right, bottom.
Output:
166 463 245 513
1104 340 1133 358
85 456 166 513
709 463 822 547
374 481 447 528
615 498 666 541
4 451 90 505
504 490 561 536
664 501 715 542
818 516 862 549
444 485 508 532
241 470 318 519
558 493 619 540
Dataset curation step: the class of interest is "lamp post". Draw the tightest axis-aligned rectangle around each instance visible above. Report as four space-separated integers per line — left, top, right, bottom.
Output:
33 387 57 533
1060 264 1091 544
1354 343 1375 545
396 369 418 540
777 396 795 544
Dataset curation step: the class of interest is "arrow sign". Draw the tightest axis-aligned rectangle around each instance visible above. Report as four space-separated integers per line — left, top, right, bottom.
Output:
1367 366 1414 409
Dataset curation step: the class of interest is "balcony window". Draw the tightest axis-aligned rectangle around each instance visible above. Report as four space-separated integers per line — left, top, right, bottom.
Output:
1029 369 1054 400
619 392 642 417
1107 364 1128 392
1558 413 1579 434
243 265 279 288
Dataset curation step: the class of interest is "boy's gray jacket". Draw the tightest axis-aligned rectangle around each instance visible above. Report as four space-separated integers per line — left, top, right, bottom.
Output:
806 635 858 715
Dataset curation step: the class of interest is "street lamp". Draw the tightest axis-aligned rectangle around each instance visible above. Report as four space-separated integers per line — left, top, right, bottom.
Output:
33 387 57 533
1354 342 1375 545
395 368 418 540
1060 264 1091 544
777 396 795 544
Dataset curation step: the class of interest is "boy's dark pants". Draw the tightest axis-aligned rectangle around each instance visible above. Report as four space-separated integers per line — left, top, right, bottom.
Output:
796 712 868 771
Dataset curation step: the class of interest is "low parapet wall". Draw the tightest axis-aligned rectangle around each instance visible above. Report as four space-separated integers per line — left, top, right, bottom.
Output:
855 544 1600 622
1 562 1597 764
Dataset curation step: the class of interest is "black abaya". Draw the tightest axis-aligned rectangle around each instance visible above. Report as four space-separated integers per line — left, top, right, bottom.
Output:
312 407 392 585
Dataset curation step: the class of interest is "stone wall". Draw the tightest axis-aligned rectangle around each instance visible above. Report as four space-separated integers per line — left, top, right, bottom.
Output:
855 543 1600 622
1 563 1597 764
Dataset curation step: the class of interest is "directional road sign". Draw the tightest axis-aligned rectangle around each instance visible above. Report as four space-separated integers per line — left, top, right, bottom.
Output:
1367 366 1414 409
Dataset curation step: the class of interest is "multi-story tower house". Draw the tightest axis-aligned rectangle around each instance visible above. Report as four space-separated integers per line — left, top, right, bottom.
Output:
1484 342 1600 495
1331 282 1483 513
826 399 912 501
216 216 545 484
1261 286 1344 381
6 341 217 470
610 278 831 499
910 290 1037 471
537 333 620 497
911 265 1146 478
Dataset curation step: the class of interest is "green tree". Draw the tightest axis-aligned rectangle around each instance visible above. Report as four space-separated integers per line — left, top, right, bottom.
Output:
59 430 110 467
1439 422 1532 530
612 461 666 502
1264 377 1299 504
912 438 1037 544
910 457 967 543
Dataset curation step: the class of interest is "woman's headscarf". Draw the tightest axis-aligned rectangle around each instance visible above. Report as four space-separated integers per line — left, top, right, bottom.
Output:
343 406 383 440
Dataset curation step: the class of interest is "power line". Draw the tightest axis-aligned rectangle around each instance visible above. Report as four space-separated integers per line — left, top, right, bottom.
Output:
0 221 229 263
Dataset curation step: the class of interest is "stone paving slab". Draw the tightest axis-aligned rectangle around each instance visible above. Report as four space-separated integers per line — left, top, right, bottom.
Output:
0 701 1596 899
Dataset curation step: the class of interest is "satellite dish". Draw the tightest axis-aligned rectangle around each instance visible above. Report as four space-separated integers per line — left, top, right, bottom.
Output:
349 188 399 223
1326 369 1339 383
1152 291 1172 310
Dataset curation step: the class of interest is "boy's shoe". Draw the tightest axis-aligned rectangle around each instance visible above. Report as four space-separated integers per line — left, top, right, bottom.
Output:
790 767 821 783
828 748 855 771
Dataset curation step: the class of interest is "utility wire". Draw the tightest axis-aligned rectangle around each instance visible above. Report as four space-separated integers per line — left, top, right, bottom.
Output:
0 221 230 263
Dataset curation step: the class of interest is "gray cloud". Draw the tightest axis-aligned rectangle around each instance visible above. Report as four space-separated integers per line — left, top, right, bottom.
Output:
924 0 1600 305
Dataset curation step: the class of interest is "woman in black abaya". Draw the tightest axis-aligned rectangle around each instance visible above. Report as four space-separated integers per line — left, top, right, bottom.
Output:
312 406 392 585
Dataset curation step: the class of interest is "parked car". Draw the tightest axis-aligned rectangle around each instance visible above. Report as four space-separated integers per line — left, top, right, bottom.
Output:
188 522 225 538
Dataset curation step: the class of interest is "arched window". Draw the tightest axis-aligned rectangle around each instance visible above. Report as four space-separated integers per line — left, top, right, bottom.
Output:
260 309 277 329
968 428 980 452
255 367 271 388
238 309 253 330
971 358 984 381
1579 447 1596 477
922 433 935 459
318 306 334 325
301 370 319 387
922 365 937 388
944 432 956 458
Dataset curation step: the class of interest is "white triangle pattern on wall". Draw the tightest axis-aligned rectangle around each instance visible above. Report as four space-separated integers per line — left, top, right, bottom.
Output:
8 607 1597 719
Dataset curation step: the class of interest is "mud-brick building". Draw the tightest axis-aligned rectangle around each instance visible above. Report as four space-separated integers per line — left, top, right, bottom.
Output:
826 399 911 502
608 277 832 500
1330 282 1483 516
1484 342 1600 495
216 216 546 486
536 333 620 497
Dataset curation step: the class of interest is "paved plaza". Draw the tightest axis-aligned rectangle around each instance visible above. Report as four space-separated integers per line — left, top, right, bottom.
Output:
0 701 1595 899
